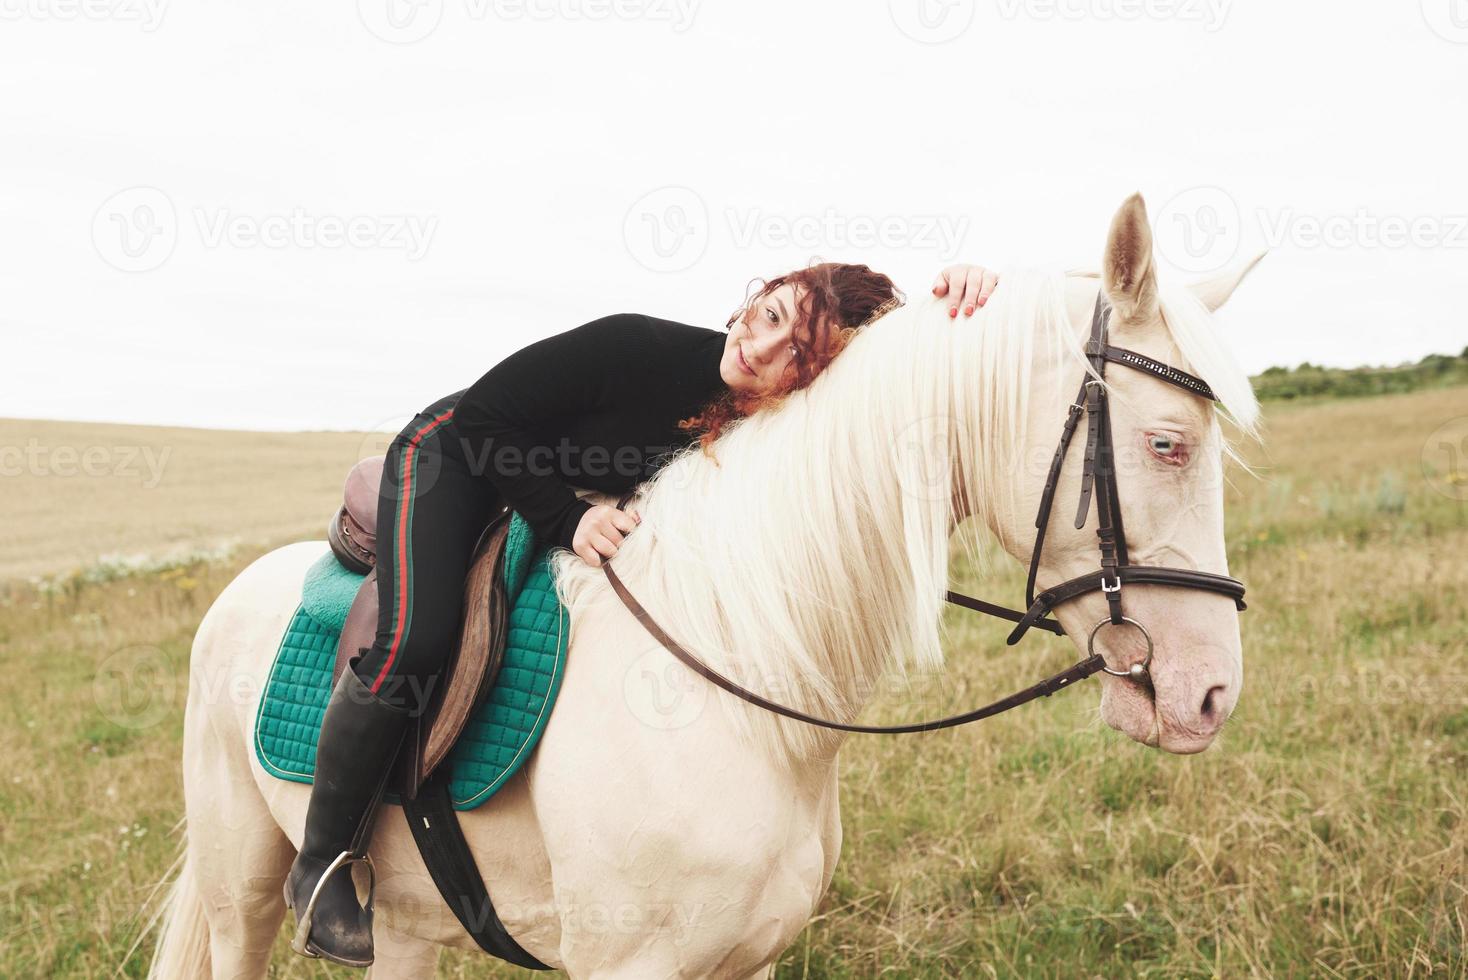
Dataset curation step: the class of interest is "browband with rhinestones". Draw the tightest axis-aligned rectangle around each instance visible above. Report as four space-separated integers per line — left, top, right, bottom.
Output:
1101 345 1218 400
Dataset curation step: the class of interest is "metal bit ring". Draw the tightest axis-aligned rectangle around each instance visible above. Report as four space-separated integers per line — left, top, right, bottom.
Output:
1088 616 1154 679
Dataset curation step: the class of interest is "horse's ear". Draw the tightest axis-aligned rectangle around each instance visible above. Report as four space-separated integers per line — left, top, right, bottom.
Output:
1189 250 1267 312
1102 193 1159 326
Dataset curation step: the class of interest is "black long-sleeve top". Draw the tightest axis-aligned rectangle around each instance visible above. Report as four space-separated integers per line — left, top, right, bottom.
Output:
448 313 729 552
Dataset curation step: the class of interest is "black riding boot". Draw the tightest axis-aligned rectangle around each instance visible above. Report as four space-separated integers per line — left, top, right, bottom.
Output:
284 654 412 967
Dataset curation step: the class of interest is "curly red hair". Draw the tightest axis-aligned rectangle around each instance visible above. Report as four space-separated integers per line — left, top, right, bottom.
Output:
677 261 903 456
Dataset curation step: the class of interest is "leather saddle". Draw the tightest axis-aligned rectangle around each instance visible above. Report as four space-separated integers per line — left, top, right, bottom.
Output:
327 455 385 575
327 455 515 801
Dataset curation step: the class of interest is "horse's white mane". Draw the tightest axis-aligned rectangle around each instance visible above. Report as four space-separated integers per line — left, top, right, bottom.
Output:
551 268 1257 764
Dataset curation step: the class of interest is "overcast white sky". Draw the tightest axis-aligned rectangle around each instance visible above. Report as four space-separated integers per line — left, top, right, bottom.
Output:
3 0 1466 432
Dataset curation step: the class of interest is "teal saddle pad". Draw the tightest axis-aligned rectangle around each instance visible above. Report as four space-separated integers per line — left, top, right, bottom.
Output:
253 513 567 811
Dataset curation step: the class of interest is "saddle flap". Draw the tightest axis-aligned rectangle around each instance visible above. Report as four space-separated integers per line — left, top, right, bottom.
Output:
415 507 515 792
331 571 379 690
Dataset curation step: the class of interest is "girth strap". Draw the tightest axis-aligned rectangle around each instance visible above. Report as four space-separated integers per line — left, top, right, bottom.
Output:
402 768 552 970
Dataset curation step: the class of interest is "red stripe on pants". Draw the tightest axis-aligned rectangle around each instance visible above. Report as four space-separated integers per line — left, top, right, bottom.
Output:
369 409 455 694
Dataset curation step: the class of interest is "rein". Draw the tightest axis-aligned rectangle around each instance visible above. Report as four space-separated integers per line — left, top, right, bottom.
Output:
601 559 1106 734
598 293 1247 734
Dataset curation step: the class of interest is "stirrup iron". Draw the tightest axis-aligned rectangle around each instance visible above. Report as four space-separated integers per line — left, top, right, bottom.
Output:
287 849 378 958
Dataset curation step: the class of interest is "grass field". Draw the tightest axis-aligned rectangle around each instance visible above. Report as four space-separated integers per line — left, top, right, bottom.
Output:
2 388 1465 978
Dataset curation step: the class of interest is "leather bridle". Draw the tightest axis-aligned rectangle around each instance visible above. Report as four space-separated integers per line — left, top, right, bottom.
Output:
601 292 1247 734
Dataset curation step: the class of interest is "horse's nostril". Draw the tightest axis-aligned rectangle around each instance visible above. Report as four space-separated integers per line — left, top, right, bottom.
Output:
1200 684 1226 721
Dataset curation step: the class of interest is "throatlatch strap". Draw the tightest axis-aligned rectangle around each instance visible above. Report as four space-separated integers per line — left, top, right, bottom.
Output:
1023 379 1091 613
943 590 1064 636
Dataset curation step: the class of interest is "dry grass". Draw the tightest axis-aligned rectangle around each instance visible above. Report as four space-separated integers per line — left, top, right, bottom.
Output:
0 418 394 582
1 390 1464 978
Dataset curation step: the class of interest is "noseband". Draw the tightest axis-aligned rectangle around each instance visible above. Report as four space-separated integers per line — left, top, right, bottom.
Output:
602 293 1247 734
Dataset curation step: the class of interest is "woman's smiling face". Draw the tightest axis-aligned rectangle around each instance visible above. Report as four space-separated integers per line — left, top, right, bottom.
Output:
719 283 830 395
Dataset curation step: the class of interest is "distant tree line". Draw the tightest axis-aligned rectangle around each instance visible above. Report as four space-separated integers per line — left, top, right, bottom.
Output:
1251 346 1468 401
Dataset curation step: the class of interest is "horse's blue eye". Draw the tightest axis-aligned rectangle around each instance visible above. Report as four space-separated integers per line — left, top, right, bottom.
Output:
1148 434 1177 456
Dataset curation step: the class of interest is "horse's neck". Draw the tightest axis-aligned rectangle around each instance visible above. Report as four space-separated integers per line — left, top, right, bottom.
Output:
652 398 951 766
712 276 1107 767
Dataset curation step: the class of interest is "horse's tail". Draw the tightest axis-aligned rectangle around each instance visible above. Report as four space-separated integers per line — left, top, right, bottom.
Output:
141 820 211 980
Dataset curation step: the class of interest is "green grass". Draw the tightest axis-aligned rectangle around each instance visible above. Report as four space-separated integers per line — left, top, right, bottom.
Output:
2 387 1465 977
1251 350 1468 402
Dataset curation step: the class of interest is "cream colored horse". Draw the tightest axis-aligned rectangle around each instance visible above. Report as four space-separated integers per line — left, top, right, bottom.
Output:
146 195 1263 978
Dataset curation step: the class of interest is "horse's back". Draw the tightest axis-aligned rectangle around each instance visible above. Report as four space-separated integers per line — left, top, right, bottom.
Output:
198 541 327 639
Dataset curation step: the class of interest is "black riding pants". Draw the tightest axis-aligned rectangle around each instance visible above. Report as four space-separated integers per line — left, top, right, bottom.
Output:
352 393 504 715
